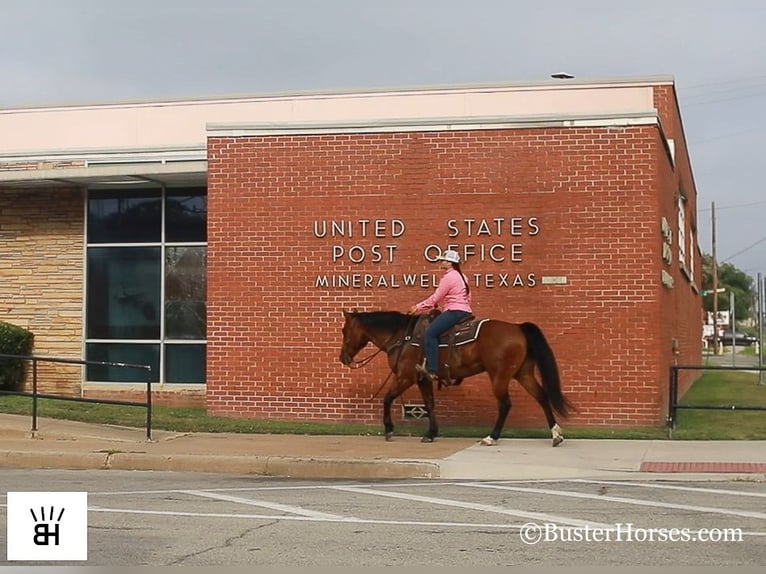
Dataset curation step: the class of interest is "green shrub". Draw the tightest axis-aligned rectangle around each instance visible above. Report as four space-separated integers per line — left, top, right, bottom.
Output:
0 322 34 391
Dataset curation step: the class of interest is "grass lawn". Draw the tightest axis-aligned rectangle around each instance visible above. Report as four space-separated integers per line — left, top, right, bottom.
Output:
1 369 764 440
671 370 766 440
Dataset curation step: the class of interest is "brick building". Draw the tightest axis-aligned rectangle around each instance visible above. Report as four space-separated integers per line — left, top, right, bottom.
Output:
0 77 702 428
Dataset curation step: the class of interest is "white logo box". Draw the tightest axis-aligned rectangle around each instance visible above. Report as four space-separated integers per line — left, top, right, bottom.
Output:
6 492 88 561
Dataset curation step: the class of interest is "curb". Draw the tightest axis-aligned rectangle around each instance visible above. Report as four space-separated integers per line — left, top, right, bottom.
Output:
0 451 440 479
0 451 109 470
263 457 440 479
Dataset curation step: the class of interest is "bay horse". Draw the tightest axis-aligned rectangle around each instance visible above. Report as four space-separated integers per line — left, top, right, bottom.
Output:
339 310 574 446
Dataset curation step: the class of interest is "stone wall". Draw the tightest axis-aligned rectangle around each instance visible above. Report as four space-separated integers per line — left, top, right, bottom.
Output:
0 186 85 394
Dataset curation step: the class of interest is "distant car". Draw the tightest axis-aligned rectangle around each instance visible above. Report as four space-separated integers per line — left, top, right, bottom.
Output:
719 330 759 346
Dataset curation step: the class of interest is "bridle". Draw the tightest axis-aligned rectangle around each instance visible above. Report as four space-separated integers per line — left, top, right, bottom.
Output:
346 329 407 367
346 342 390 369
345 315 418 398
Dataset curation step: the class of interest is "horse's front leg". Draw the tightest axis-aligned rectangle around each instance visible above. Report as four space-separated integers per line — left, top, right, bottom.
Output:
382 375 415 441
416 378 439 443
383 391 396 441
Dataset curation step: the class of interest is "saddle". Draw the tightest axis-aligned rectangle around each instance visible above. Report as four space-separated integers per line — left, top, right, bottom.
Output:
411 311 489 387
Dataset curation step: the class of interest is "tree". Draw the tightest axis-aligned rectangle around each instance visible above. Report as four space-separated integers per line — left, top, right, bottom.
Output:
700 254 754 321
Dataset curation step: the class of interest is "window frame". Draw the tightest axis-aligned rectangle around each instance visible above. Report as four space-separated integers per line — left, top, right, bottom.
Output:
84 186 207 386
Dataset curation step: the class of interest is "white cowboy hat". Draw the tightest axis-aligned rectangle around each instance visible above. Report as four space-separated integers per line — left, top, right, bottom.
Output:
436 249 460 264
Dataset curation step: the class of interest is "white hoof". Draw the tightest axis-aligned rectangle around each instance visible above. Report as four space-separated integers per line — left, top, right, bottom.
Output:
480 436 497 446
551 423 563 447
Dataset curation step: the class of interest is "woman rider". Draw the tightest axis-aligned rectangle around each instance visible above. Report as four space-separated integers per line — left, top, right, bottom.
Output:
408 249 472 383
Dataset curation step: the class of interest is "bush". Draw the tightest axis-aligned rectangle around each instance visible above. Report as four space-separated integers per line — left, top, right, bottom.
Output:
0 322 34 391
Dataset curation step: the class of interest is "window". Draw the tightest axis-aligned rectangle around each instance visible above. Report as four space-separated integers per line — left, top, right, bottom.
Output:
165 246 206 339
88 191 162 243
689 229 695 282
86 188 207 384
677 194 687 271
87 247 161 339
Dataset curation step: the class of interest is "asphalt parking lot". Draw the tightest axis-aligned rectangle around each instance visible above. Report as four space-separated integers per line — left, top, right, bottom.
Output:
1 469 764 566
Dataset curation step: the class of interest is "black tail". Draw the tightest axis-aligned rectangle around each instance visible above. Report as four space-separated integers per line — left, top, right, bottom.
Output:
519 322 574 417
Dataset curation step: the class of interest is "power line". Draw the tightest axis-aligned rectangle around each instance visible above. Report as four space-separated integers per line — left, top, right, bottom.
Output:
722 234 766 263
683 90 766 107
679 74 766 104
680 74 766 91
698 199 766 212
677 76 766 114
689 125 764 146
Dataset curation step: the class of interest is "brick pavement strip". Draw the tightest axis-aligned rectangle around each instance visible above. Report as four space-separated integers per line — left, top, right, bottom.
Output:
640 461 766 473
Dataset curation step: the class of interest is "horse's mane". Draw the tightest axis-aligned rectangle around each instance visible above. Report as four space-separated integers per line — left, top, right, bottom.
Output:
353 310 411 332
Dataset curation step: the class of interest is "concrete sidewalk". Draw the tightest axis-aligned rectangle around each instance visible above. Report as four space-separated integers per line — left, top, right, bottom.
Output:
1 413 765 480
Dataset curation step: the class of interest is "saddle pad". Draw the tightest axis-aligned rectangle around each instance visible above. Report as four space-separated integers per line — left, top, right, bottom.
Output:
410 318 490 347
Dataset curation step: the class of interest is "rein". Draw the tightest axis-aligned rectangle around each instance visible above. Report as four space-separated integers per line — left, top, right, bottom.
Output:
347 345 388 369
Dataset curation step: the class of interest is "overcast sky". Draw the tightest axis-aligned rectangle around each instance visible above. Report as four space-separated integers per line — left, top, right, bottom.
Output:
2 0 765 279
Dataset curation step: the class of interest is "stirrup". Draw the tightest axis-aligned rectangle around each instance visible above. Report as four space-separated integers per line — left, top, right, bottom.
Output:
442 364 456 387
415 362 437 383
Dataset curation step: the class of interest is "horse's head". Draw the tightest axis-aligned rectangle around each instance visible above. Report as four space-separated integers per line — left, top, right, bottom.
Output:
339 311 370 366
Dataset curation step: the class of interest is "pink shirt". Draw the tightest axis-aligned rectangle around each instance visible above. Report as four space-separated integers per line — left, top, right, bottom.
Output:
414 268 473 313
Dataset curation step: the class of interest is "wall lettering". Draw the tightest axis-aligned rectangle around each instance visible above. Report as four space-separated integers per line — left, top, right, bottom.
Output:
313 216 542 289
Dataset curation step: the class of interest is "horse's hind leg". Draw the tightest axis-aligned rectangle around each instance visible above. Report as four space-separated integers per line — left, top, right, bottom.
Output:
516 366 564 447
480 375 512 446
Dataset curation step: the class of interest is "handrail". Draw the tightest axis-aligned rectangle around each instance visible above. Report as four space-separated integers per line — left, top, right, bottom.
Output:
667 364 766 438
0 353 153 441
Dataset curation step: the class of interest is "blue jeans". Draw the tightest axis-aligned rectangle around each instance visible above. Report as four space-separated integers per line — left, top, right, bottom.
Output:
423 310 472 374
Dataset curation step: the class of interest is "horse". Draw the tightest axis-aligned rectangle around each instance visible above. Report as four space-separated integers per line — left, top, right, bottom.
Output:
338 310 574 446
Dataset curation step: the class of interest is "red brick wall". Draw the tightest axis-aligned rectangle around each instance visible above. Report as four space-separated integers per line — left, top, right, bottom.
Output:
206 110 699 429
654 85 704 408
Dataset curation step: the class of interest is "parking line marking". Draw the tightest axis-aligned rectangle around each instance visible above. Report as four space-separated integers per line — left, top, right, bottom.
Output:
89 506 522 529
462 483 766 520
331 485 613 529
180 489 347 520
571 479 766 498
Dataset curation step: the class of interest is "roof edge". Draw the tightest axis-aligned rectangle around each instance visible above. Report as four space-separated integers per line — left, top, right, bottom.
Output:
207 111 661 136
0 160 208 184
0 75 676 113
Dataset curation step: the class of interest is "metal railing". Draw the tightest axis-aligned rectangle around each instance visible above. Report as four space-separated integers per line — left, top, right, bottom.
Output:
667 364 766 437
0 353 153 441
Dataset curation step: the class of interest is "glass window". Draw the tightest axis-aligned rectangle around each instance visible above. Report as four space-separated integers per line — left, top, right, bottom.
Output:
87 247 161 339
88 191 162 243
166 190 207 242
689 230 695 279
86 343 160 383
677 194 687 269
165 246 207 339
86 187 206 385
166 344 206 384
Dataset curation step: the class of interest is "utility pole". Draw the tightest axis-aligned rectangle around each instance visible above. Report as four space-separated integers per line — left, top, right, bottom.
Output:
712 202 720 355
730 290 736 366
759 272 764 385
